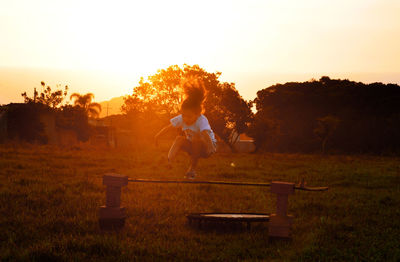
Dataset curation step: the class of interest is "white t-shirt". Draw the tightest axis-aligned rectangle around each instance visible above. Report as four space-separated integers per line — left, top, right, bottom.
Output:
170 114 217 143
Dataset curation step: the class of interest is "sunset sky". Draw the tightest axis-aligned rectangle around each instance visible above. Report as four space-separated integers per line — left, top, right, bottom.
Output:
1 0 399 105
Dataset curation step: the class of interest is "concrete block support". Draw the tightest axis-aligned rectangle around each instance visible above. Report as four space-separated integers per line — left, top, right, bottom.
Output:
269 181 295 239
99 173 128 230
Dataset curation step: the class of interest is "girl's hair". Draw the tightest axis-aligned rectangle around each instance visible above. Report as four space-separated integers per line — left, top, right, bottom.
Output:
180 76 206 114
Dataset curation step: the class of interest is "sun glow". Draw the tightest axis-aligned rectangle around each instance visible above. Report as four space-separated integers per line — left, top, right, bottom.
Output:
1 0 237 74
1 0 399 104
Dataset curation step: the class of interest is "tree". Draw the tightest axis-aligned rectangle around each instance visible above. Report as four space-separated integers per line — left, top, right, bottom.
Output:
70 93 101 118
204 82 253 151
251 76 400 153
122 64 253 149
314 115 340 154
56 105 90 141
247 112 280 152
21 81 68 108
122 65 184 118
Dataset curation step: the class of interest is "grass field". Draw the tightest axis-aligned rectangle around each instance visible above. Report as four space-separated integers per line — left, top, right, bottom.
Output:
0 142 399 261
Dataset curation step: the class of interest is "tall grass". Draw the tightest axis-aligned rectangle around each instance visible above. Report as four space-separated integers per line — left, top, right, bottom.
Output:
0 143 399 261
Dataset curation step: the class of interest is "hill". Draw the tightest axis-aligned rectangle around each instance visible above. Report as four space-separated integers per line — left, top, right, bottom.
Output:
98 96 125 117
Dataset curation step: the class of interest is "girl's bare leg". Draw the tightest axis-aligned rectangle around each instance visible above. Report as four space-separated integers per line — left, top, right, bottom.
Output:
168 136 186 164
200 130 216 155
185 132 215 177
187 133 205 173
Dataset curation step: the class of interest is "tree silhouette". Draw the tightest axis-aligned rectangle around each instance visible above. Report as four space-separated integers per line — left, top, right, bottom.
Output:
56 105 90 141
70 93 101 118
21 81 68 108
204 82 253 151
314 115 340 154
247 111 280 152
250 76 400 153
122 64 252 149
122 65 183 118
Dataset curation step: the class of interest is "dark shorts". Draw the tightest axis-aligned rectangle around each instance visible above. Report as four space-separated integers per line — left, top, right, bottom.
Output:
181 138 214 158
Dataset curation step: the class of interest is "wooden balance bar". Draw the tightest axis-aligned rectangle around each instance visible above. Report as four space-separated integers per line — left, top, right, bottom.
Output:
99 173 328 238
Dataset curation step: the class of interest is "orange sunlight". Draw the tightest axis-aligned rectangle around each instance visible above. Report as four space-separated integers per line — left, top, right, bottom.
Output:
1 0 399 104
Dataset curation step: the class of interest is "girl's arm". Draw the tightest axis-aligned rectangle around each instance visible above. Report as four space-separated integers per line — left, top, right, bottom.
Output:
154 123 174 146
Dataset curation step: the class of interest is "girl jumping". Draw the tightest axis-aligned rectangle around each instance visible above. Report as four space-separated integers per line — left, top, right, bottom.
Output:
154 77 217 179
